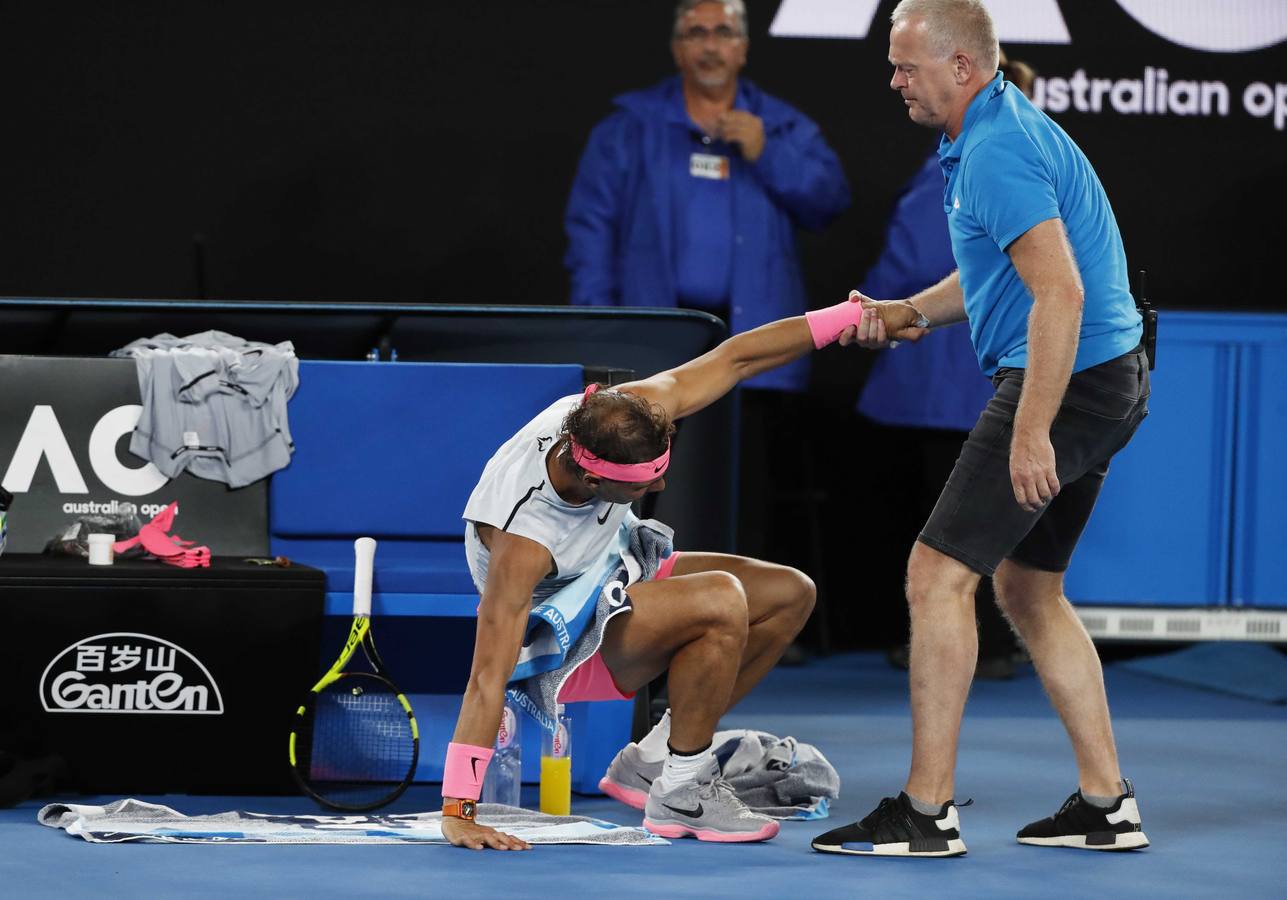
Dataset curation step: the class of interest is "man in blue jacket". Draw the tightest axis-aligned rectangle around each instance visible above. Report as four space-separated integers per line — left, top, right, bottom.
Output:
563 0 850 395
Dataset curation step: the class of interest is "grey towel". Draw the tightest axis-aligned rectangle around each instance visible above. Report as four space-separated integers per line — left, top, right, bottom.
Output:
112 330 298 488
712 729 840 820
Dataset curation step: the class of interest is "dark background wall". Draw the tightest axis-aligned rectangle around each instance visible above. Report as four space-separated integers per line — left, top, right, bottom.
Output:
1 2 1283 651
2 1 1282 315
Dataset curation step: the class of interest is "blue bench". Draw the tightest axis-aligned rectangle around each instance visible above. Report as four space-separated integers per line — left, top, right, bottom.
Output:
270 360 584 612
270 359 632 789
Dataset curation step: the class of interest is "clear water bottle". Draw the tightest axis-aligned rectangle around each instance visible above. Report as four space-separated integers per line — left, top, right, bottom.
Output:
539 703 571 816
0 486 12 558
481 693 523 808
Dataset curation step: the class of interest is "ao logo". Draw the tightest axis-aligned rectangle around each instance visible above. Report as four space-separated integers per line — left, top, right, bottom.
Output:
604 580 628 608
2 404 167 496
769 0 1287 54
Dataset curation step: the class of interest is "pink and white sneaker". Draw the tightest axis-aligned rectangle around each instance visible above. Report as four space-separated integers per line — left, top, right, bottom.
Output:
598 743 663 810
642 757 779 843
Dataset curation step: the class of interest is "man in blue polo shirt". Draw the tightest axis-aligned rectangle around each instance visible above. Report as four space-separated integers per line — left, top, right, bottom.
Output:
812 0 1150 858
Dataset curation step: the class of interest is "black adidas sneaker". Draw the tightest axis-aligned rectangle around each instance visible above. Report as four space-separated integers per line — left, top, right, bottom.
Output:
812 792 968 857
1017 778 1149 851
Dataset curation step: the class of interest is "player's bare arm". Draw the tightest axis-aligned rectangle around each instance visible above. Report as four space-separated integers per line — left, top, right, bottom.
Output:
442 527 550 850
1006 216 1085 512
615 316 814 422
899 269 968 329
453 527 550 747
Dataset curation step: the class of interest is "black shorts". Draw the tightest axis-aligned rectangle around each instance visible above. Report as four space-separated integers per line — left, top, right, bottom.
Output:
919 346 1150 576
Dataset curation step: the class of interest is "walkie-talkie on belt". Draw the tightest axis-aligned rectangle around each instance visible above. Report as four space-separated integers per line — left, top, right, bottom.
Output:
1136 268 1158 370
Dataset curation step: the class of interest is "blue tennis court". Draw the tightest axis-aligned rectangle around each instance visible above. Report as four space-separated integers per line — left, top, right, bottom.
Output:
7 651 1284 899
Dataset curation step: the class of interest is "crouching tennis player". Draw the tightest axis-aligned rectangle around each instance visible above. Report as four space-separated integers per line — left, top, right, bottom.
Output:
439 303 872 849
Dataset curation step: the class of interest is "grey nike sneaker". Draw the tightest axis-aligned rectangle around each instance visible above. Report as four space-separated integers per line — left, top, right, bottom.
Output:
642 757 780 843
599 743 663 810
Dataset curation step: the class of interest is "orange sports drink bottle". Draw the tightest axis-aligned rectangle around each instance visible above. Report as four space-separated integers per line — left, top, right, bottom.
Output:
539 704 571 815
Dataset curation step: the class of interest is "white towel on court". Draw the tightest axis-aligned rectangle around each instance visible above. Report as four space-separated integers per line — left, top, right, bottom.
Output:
38 799 665 846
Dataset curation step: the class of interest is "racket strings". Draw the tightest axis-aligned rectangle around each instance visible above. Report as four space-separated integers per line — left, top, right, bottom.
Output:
299 674 417 809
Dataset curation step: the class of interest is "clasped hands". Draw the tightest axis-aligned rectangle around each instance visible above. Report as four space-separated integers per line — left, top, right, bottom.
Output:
838 290 928 349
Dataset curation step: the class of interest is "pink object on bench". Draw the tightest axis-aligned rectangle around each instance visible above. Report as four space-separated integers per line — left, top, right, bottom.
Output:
114 502 211 568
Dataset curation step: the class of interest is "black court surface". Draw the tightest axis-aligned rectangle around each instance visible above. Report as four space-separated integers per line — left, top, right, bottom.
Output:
5 652 1285 899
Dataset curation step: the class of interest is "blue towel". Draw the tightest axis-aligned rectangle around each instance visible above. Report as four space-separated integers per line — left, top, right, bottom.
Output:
508 515 673 733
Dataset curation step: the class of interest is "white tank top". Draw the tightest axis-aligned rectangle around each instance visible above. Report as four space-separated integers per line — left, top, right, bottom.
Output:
462 394 634 601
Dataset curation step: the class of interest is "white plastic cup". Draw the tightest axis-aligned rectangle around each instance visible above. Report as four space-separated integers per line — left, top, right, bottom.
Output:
87 533 116 566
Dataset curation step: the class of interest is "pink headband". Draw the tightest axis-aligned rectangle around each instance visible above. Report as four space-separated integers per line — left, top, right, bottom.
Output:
570 384 671 483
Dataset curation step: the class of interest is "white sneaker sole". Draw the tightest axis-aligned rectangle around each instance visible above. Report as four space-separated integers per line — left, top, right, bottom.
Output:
598 776 649 811
1018 831 1150 851
644 817 780 843
812 838 968 857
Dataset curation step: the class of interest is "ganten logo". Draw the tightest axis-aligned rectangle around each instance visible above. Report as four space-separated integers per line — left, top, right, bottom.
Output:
40 632 225 715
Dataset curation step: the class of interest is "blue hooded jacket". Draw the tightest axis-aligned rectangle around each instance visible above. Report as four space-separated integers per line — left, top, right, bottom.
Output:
565 76 850 391
856 152 994 431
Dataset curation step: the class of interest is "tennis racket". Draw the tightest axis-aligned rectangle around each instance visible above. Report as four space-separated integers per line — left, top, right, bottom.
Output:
289 536 419 810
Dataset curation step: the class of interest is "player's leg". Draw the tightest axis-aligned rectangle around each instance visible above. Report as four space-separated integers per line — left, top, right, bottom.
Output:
904 541 982 805
595 571 779 842
994 349 1150 850
600 553 811 767
814 371 1032 858
667 552 815 708
810 541 982 858
995 462 1147 849
597 570 749 752
898 355 1146 804
992 558 1121 794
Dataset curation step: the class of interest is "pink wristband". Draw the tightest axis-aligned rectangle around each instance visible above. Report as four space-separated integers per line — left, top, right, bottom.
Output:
443 742 494 801
805 296 865 349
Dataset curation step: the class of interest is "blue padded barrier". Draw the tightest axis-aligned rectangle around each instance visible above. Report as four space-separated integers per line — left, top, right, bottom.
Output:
270 359 584 607
1232 325 1287 608
272 360 585 540
1066 312 1287 609
1065 314 1236 606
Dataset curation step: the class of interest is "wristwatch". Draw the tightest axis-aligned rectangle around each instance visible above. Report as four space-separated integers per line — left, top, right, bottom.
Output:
442 798 477 822
889 307 931 349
